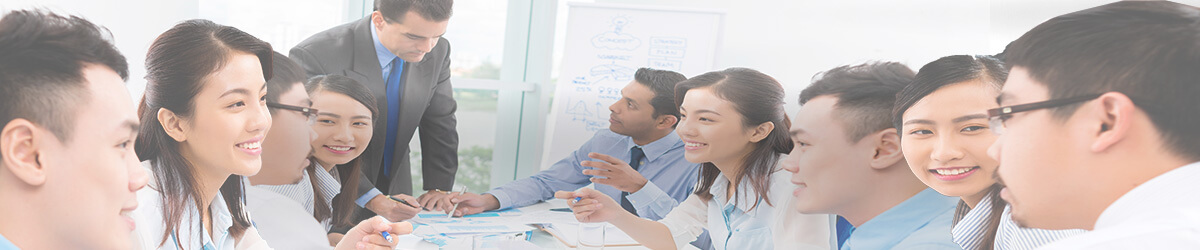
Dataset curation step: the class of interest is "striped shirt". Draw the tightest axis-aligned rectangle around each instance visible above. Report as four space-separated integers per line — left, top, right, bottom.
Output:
257 162 342 230
952 191 1085 250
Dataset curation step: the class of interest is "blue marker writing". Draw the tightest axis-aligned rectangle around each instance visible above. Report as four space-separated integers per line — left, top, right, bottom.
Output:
382 231 393 243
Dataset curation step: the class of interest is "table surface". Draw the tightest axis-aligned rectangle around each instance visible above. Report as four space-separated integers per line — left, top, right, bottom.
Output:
391 199 698 250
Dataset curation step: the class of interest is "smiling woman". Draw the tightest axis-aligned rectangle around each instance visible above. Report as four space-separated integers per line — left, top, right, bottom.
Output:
133 19 274 249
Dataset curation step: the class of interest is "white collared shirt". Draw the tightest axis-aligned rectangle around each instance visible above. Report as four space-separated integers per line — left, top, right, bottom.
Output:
657 167 834 250
953 191 1085 250
246 185 333 250
1038 161 1200 249
257 163 342 230
132 161 271 250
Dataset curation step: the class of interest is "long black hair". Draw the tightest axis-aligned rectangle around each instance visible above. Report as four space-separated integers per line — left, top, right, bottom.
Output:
677 68 793 210
892 55 1007 250
305 74 375 229
136 19 272 248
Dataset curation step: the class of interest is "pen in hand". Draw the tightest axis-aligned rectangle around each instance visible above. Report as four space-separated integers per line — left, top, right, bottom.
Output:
447 186 467 218
388 195 425 211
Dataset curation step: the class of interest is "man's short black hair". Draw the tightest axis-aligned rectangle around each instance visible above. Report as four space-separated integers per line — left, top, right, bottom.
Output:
375 0 454 23
798 62 915 142
0 10 129 145
633 67 686 123
1004 1 1200 161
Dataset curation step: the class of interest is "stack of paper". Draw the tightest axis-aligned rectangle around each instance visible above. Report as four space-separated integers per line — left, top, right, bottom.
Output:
538 222 640 247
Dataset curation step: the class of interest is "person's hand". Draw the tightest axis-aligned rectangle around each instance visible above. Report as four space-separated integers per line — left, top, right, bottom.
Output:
417 189 455 211
365 194 421 222
448 192 501 217
333 216 414 250
326 233 344 247
581 152 649 193
554 187 629 223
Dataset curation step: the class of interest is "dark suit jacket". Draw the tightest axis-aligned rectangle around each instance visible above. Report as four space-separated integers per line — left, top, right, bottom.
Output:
289 17 458 197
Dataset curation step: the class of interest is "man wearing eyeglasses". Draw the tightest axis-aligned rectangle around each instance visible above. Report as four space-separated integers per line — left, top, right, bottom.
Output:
987 1 1200 249
245 52 334 249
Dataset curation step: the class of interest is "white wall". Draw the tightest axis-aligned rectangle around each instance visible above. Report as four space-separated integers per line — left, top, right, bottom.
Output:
594 0 1200 115
1 0 199 109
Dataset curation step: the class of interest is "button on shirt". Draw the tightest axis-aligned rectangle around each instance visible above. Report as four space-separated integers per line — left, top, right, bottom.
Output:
1038 161 1200 249
843 188 959 250
658 168 834 250
487 129 699 221
952 191 1085 250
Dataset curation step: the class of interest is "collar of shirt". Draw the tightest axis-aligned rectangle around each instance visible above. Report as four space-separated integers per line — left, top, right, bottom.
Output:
707 172 767 217
952 190 995 250
315 162 342 214
1094 161 1200 230
624 129 683 163
0 234 17 250
369 21 398 71
847 188 957 248
203 191 236 249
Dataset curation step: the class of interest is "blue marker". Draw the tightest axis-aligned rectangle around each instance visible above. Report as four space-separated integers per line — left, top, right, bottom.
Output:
574 196 582 203
379 217 395 243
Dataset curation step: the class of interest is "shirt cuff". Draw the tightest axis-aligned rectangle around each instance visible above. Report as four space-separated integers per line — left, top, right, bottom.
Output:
625 181 669 213
356 188 383 208
485 190 513 210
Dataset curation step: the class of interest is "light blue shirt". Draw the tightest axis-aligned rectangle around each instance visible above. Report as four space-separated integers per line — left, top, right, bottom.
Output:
487 129 700 221
0 234 18 250
844 188 961 250
354 21 401 207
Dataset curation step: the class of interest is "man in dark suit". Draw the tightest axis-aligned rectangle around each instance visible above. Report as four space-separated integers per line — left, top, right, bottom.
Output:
290 0 457 222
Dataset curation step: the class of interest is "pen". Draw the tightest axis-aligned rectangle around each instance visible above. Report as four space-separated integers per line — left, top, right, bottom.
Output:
388 195 419 209
447 186 467 218
574 196 582 203
379 218 394 243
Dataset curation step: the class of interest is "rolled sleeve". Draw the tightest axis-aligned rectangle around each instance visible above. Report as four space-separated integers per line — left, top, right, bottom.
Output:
356 188 383 208
625 181 676 220
659 195 709 249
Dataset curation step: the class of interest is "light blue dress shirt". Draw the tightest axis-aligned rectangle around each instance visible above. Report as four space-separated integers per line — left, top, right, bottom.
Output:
0 234 18 250
487 129 700 221
352 21 400 207
843 188 961 250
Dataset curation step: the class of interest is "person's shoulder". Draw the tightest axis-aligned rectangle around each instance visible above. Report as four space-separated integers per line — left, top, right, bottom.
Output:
293 18 364 54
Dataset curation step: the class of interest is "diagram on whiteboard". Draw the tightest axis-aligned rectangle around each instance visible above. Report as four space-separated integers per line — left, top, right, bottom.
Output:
544 3 723 167
591 17 641 51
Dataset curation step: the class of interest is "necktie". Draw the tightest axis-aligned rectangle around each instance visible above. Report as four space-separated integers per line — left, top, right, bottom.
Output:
620 146 645 215
836 215 855 249
382 58 404 178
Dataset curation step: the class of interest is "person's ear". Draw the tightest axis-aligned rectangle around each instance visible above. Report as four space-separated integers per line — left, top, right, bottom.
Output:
1 119 47 186
655 114 678 130
157 108 189 142
868 128 905 170
748 121 775 143
371 11 386 30
1090 92 1135 153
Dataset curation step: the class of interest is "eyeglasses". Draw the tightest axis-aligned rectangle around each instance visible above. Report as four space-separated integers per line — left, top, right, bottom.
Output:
267 102 319 126
987 93 1101 136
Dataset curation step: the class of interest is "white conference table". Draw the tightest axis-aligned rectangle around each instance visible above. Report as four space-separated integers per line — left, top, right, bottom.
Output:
391 199 698 250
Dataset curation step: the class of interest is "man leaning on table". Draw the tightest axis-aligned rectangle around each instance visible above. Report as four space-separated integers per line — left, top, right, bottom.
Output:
424 68 712 249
